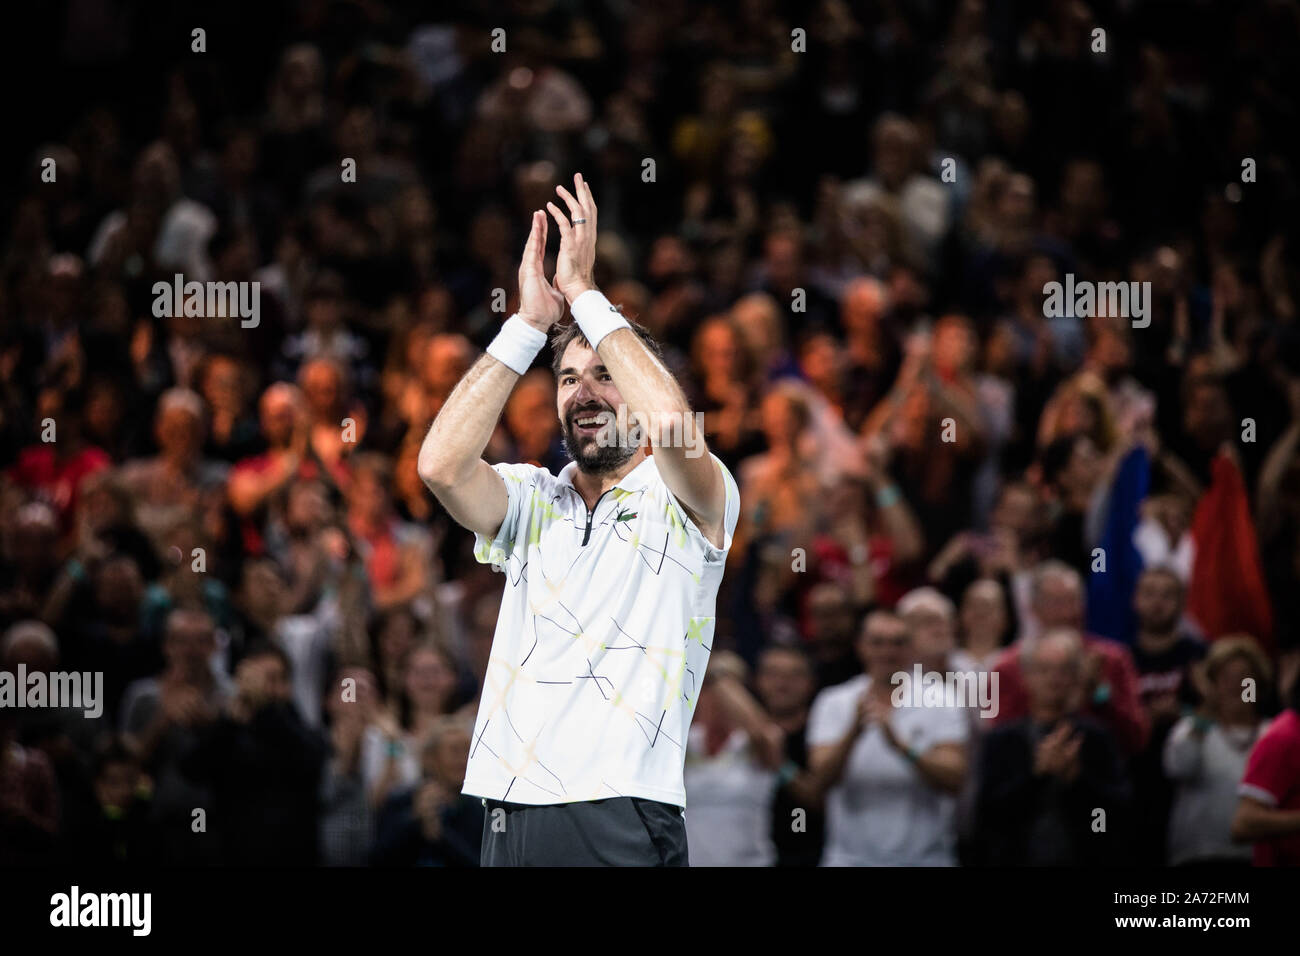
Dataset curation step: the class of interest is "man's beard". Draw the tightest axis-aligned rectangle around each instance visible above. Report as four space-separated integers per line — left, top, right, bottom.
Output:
1141 613 1179 634
561 403 636 476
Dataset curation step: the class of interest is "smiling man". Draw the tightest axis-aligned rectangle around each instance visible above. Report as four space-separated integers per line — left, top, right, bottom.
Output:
417 174 740 866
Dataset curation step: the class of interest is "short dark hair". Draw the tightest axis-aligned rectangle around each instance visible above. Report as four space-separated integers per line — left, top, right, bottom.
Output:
549 315 664 379
239 639 293 676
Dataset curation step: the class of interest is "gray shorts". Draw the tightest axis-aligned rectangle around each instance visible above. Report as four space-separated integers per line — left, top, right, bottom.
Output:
479 796 688 866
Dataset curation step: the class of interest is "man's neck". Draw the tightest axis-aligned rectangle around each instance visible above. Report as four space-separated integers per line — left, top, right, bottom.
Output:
571 449 648 507
1136 627 1178 655
770 706 808 735
1030 706 1067 726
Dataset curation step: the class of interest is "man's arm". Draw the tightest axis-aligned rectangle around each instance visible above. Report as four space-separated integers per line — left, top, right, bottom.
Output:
417 356 513 537
706 653 785 770
547 173 728 548
1231 797 1300 843
806 691 867 801
417 210 564 537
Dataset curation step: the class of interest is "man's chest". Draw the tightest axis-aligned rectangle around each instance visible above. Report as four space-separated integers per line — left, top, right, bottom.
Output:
522 486 703 587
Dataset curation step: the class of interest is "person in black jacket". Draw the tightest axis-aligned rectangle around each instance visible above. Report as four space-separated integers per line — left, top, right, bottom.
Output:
180 641 329 865
370 715 482 867
976 627 1133 865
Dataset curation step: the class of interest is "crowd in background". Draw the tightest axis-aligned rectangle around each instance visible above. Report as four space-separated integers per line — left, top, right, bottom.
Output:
3 0 1300 866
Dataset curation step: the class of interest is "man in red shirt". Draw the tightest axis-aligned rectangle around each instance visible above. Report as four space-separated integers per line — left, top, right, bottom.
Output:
7 386 110 544
1233 678 1300 866
990 560 1148 755
228 382 350 555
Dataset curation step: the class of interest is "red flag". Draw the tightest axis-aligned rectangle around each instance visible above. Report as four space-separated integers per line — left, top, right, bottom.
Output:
1188 452 1275 651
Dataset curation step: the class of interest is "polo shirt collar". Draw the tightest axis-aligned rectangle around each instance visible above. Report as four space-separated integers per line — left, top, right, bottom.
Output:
554 454 658 493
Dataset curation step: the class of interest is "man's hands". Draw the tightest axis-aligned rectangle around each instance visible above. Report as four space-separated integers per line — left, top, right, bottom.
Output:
517 209 566 332
515 172 598 326
1033 722 1083 783
546 172 599 303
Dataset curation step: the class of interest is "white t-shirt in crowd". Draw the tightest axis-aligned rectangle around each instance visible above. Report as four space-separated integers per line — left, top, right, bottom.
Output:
1164 715 1265 865
808 673 969 866
684 725 778 866
462 453 741 808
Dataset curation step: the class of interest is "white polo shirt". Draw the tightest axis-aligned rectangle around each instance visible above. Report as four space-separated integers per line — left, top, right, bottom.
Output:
462 452 741 808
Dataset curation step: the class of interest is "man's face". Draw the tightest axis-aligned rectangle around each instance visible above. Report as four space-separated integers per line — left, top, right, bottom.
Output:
165 613 215 679
1035 573 1084 630
556 340 635 474
806 588 855 652
300 361 341 416
260 388 298 447
905 608 954 669
858 614 911 677
1025 640 1081 714
156 406 201 457
1134 570 1183 632
755 650 813 715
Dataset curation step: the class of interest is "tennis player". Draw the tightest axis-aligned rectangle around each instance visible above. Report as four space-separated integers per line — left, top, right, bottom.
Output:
418 173 740 865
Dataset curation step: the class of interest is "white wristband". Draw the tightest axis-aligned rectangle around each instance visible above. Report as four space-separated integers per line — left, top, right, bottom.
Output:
570 289 631 350
486 314 548 375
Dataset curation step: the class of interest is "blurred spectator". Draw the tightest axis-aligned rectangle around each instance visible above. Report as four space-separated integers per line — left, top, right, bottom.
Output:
1232 662 1300 866
119 607 228 864
953 577 1012 675
7 388 110 543
1165 636 1270 866
807 610 969 866
989 561 1148 755
366 641 460 807
62 738 158 865
370 715 482 867
1129 566 1206 861
683 651 784 866
119 388 228 550
754 645 824 867
976 629 1133 865
179 642 329 865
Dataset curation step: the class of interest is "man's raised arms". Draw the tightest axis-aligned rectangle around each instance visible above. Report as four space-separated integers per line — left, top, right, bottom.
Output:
546 173 728 548
417 210 564 537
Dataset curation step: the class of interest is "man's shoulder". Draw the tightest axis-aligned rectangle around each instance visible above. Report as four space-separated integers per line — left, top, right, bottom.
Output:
1258 709 1300 747
983 717 1034 745
991 642 1023 674
490 460 559 488
1085 633 1137 667
814 673 870 708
